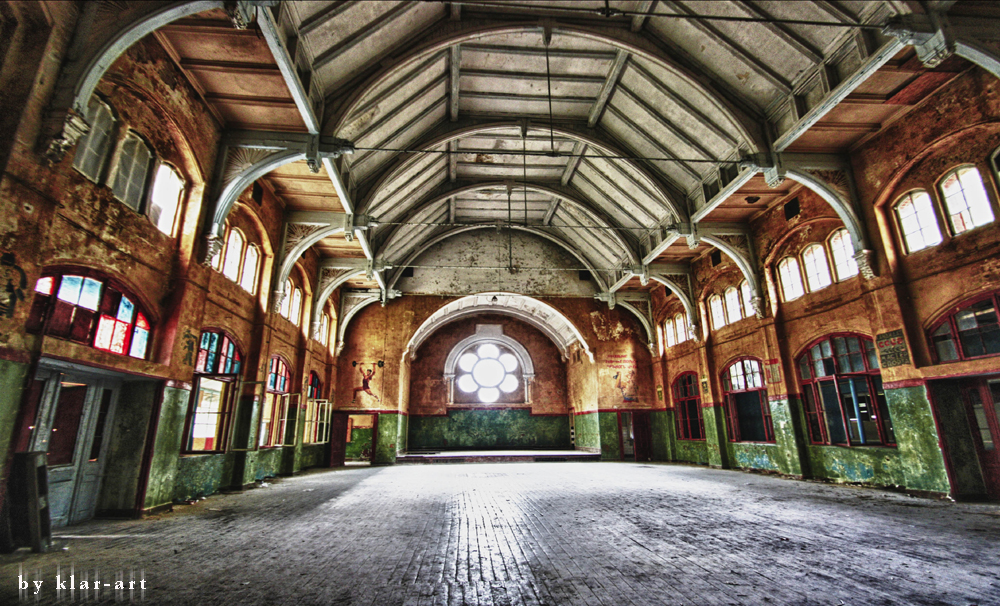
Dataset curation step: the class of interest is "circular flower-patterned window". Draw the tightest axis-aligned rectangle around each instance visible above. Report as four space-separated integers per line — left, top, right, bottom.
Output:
456 343 519 403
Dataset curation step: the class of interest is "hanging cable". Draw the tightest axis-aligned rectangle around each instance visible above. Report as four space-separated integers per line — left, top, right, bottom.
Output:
351 145 737 164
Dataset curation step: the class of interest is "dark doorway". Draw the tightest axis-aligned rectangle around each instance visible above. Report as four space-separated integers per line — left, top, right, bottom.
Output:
961 378 1000 500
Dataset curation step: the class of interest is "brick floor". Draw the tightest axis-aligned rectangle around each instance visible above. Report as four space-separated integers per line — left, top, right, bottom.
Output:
2 462 999 605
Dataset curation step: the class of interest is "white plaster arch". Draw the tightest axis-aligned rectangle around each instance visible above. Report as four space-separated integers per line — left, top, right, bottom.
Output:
617 301 655 352
701 235 764 318
406 292 593 363
784 169 870 263
444 328 535 379
648 274 699 340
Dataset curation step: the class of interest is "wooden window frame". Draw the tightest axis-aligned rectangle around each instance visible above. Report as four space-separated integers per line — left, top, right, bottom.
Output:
929 290 1000 364
673 372 704 441
800 243 833 293
936 164 996 236
721 357 774 443
827 228 859 282
893 189 944 254
777 256 805 301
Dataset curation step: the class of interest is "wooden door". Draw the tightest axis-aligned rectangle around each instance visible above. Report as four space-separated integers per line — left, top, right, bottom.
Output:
962 379 1000 501
328 413 349 467
30 371 118 527
619 412 635 460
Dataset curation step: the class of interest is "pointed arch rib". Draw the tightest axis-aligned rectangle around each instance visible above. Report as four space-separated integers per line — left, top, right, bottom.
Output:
212 150 305 234
648 273 697 336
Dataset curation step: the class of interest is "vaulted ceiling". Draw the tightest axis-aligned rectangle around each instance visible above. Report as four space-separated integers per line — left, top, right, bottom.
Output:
146 0 980 303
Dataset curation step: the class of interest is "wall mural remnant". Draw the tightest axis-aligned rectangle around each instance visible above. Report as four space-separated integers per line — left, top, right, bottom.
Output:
604 353 638 403
351 360 384 403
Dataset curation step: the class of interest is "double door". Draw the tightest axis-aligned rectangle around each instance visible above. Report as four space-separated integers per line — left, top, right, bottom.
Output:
28 365 119 527
961 378 1000 501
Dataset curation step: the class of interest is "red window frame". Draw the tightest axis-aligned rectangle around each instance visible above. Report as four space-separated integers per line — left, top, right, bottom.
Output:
183 330 243 453
672 372 704 441
797 333 895 447
26 271 152 359
928 290 1000 363
307 370 322 399
721 357 774 443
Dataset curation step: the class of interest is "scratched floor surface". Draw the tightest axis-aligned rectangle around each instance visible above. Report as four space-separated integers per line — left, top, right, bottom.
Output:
1 462 998 605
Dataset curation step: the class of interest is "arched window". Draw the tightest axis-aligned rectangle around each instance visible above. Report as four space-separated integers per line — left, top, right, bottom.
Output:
317 314 330 346
674 314 687 343
184 330 242 452
740 280 753 317
148 164 184 236
828 228 859 281
721 358 773 443
798 334 893 446
777 257 804 301
307 370 322 399
112 131 153 211
279 279 292 318
240 245 259 294
656 323 665 356
290 287 303 326
222 229 245 282
930 291 1000 362
664 319 676 347
260 357 293 448
895 190 942 253
939 166 994 235
673 372 704 441
456 343 521 403
27 273 151 359
709 295 726 329
724 287 742 324
801 243 832 292
73 96 116 182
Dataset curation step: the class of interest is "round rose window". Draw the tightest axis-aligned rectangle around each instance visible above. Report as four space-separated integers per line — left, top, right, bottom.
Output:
456 343 519 402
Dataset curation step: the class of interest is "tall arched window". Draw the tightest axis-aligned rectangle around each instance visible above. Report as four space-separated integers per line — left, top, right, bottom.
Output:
777 257 804 301
939 166 994 235
445 327 532 405
801 243 832 292
930 291 1000 362
184 330 242 452
290 288 303 326
260 357 293 448
724 287 742 323
303 370 330 445
664 319 676 347
722 358 773 443
828 228 859 281
148 164 184 236
656 323 665 356
674 314 688 343
307 371 322 399
895 190 942 253
740 280 753 316
673 372 704 441
240 245 259 294
798 334 893 446
222 229 245 282
279 279 292 318
709 295 726 329
27 273 151 359
112 131 153 211
73 96 116 182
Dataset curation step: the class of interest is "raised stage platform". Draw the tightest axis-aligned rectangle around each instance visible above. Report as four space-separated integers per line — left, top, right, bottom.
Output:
396 449 601 464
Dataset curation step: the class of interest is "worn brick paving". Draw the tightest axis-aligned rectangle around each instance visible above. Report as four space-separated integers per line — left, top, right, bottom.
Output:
1 462 999 605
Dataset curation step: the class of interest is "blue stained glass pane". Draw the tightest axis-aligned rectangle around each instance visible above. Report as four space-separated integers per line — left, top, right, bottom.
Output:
78 278 103 311
206 350 217 373
201 332 212 349
129 327 148 359
117 295 135 322
267 374 276 391
232 360 240 375
57 275 83 304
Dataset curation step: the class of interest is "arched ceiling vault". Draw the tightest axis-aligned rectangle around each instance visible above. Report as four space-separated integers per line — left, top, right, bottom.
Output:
52 0 1000 317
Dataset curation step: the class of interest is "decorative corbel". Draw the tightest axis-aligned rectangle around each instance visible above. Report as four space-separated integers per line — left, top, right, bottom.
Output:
44 113 90 166
202 233 225 267
853 249 876 280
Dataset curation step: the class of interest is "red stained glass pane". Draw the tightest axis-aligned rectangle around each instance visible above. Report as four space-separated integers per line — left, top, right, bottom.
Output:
94 316 115 350
111 320 130 354
196 349 209 372
35 277 54 295
136 313 149 330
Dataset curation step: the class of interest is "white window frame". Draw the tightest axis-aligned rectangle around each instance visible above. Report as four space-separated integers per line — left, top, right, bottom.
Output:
777 257 805 301
724 287 743 324
938 165 995 236
709 295 726 330
801 243 833 292
894 190 943 254
828 228 859 282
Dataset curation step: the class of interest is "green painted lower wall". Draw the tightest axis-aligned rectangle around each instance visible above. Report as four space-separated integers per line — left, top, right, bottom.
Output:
0 360 29 497
253 447 283 480
143 385 189 511
174 454 226 501
407 409 571 451
702 405 726 467
675 439 710 465
887 386 950 494
297 443 326 470
574 413 600 452
650 410 674 461
807 445 905 485
598 412 620 461
374 413 399 465
726 442 782 472
346 427 373 460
